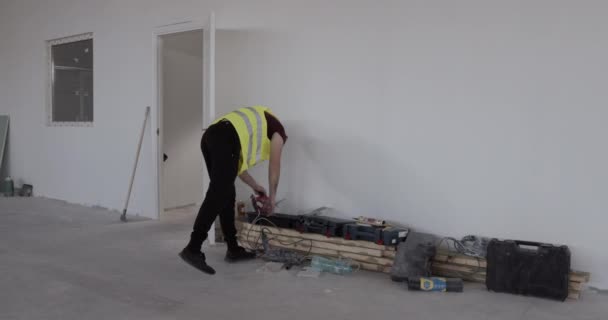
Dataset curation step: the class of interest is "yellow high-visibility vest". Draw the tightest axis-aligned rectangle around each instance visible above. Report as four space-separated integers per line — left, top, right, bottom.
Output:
213 106 276 174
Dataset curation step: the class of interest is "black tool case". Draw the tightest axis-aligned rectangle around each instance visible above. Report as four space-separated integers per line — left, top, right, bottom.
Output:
486 239 570 301
381 227 409 246
343 224 383 243
246 212 300 229
296 215 353 237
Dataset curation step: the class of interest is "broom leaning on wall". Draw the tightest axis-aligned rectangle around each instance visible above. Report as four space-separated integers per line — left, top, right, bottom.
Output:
121 106 150 222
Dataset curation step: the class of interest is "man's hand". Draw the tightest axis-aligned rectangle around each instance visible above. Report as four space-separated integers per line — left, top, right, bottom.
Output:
253 184 267 197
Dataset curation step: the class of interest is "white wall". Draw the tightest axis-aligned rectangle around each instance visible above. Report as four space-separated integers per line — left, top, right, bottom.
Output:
161 30 204 210
0 0 606 288
0 3 14 180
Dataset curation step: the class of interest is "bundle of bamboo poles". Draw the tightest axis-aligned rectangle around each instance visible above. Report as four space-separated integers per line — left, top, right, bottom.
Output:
237 222 396 273
237 222 590 300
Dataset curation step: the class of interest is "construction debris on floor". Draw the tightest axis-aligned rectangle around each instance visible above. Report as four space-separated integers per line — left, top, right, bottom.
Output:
236 198 591 302
2 176 33 198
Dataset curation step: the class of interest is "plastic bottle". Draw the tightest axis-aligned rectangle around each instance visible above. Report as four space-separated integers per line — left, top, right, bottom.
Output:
310 255 353 275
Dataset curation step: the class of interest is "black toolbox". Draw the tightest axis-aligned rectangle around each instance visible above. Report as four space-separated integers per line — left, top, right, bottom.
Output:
486 239 571 301
343 224 383 243
381 227 409 246
296 215 354 237
343 224 409 245
246 212 300 229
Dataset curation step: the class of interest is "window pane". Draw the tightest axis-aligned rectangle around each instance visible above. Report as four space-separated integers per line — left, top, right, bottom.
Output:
51 38 93 123
52 39 93 69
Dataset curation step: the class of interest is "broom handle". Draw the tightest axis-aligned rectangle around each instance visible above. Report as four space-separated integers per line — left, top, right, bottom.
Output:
122 106 150 220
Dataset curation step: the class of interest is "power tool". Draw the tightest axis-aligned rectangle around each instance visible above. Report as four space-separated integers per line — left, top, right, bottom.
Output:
251 194 272 215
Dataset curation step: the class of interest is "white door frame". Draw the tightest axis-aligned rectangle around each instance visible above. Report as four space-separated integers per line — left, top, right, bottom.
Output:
153 15 216 244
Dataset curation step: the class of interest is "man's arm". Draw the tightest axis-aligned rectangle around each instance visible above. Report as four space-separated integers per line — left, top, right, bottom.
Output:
268 133 285 213
239 171 266 196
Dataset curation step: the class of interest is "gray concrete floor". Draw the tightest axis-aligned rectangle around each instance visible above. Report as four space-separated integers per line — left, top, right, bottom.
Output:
1 198 606 320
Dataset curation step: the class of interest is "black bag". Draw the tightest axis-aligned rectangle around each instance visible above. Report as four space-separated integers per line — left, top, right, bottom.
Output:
391 232 437 282
486 239 570 301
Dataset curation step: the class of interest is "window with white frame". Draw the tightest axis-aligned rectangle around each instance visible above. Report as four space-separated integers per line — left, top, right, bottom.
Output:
47 33 94 125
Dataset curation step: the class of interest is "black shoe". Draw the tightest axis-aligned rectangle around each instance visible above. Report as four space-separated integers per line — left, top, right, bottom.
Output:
179 248 216 275
225 246 257 263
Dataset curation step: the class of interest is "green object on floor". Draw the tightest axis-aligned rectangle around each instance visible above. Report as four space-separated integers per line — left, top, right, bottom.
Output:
4 176 14 197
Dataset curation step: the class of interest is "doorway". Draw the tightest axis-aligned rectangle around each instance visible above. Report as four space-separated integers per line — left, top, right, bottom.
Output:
159 30 204 215
155 14 215 241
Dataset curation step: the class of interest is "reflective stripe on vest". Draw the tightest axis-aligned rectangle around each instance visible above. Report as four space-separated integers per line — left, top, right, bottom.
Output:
233 109 255 165
246 107 263 163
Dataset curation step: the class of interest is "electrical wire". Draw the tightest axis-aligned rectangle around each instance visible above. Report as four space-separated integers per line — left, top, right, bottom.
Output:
242 203 314 258
241 203 361 272
436 237 486 279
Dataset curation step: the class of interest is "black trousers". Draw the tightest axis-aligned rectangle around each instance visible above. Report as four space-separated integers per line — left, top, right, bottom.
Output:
187 120 241 252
